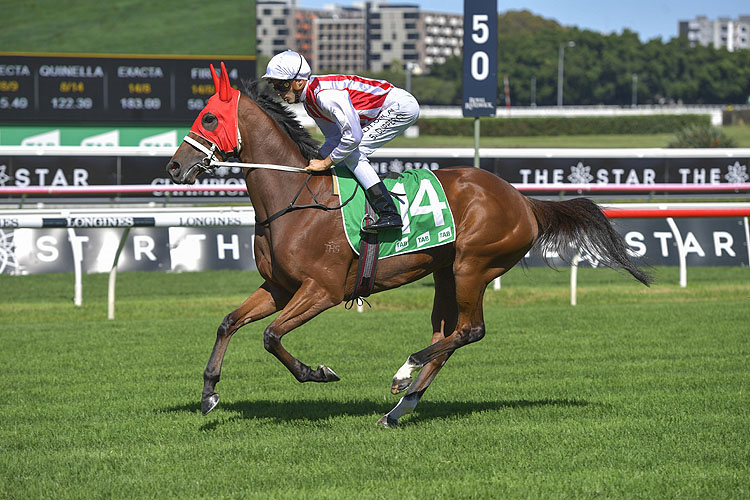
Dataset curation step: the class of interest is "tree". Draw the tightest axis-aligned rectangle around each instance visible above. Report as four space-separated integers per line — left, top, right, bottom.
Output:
415 10 750 106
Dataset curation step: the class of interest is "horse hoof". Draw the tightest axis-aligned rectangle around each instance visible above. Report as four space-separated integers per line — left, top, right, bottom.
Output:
201 393 220 415
376 415 399 428
391 376 412 395
318 365 341 382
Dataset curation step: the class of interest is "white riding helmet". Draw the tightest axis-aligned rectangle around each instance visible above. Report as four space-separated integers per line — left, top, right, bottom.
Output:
262 50 311 81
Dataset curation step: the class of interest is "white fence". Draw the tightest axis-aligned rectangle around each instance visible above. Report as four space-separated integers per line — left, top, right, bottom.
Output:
2 206 254 319
286 103 729 127
3 145 750 158
3 203 750 318
2 144 748 314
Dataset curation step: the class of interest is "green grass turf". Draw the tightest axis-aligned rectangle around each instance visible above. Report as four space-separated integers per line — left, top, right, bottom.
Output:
0 267 748 499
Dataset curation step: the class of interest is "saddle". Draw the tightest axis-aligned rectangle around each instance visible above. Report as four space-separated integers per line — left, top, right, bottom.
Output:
334 168 455 306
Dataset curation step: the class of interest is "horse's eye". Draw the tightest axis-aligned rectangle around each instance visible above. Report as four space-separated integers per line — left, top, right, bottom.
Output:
202 112 218 131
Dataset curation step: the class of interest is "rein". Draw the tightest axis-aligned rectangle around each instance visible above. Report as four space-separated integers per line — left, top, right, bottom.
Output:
256 175 359 226
183 135 307 173
182 134 355 225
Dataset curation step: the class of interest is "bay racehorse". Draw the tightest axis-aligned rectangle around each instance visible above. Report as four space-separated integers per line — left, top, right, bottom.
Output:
166 65 651 427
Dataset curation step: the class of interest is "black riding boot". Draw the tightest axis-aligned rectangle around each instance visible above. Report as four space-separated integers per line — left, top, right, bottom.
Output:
363 181 402 232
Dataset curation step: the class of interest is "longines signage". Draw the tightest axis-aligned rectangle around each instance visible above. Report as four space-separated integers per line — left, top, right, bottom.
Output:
1 216 747 275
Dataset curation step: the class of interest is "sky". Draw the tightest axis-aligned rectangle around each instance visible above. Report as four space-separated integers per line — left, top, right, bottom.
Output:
298 0 750 41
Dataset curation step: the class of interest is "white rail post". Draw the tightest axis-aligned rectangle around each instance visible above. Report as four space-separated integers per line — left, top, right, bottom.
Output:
493 277 501 290
570 251 581 306
66 228 85 307
665 217 687 288
108 227 131 320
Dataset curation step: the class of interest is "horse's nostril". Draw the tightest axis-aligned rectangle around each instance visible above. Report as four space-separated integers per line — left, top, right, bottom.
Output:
167 160 180 173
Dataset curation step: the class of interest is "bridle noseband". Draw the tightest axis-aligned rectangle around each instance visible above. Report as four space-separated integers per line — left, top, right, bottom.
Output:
181 132 308 173
182 133 242 175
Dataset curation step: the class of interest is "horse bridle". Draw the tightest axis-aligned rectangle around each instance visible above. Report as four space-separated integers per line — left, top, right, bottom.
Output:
182 132 241 175
180 130 357 226
182 132 306 173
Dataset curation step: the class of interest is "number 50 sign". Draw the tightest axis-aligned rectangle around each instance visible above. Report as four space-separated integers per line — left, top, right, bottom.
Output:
462 0 497 117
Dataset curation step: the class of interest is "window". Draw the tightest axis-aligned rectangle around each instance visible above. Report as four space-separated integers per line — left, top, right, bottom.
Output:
383 43 391 50
262 9 271 15
273 19 286 25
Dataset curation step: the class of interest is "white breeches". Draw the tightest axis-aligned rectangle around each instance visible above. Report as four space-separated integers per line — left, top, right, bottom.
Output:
343 88 420 189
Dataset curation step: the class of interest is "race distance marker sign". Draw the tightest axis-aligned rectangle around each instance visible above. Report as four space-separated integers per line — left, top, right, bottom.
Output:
462 0 497 117
0 53 255 123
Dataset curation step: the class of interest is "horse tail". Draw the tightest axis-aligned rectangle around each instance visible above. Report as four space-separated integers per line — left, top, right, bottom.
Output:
526 197 652 286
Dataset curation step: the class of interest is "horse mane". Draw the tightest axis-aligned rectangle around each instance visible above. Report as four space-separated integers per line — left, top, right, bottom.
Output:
241 80 322 161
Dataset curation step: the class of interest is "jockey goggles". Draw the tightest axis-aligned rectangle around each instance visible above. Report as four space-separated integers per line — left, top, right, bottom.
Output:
270 56 303 93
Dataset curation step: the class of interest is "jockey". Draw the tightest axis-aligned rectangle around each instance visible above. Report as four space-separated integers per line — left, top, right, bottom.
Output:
261 49 420 232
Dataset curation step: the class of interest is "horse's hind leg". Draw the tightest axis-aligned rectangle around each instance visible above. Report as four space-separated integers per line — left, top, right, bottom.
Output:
389 270 487 404
378 268 458 427
378 338 455 427
202 281 291 415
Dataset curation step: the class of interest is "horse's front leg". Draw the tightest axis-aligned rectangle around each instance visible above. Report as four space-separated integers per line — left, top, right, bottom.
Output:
202 281 291 415
263 278 342 383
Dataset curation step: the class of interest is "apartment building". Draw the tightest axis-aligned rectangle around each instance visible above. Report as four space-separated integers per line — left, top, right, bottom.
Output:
419 11 463 67
314 6 366 73
256 0 464 73
364 2 420 72
294 8 316 61
679 15 750 52
256 0 296 57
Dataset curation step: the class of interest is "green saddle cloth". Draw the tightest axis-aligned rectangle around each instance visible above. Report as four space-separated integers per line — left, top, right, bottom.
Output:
333 166 456 259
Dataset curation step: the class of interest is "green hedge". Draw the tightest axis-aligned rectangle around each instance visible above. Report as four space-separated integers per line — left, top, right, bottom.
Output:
416 114 712 137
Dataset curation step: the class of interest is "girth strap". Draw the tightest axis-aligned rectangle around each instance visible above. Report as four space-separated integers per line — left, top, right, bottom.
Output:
348 202 379 303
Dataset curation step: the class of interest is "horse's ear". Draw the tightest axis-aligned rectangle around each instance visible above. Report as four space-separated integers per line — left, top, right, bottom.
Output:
210 64 220 96
219 61 232 102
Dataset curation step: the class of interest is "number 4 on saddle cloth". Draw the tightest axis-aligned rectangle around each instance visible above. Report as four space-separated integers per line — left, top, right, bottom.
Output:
332 166 456 302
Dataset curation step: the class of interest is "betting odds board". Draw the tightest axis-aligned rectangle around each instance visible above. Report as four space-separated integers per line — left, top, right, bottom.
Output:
0 53 255 124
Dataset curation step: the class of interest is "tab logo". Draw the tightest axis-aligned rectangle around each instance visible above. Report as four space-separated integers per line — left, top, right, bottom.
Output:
395 237 409 252
438 227 452 242
416 231 431 247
